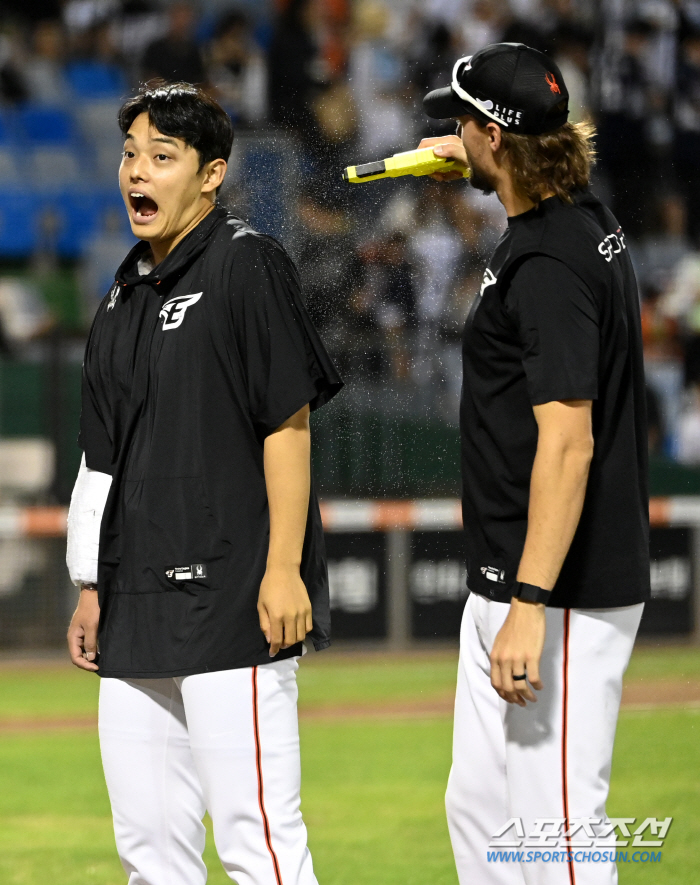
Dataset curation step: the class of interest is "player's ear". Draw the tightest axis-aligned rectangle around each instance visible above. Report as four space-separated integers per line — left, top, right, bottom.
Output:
201 158 227 195
486 122 502 153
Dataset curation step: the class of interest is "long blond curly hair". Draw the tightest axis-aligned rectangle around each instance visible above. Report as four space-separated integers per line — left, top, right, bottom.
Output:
499 120 597 204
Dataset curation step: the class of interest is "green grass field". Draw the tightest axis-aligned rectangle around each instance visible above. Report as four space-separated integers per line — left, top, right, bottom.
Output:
0 645 697 885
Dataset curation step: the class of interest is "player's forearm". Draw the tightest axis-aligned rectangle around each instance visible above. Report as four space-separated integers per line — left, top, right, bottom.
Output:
263 404 311 570
516 430 593 590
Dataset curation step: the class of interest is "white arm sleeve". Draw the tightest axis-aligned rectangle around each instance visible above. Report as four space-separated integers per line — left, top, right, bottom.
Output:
66 452 112 586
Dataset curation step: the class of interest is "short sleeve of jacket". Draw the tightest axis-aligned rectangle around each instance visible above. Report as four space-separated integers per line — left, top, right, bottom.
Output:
504 255 599 405
78 307 114 475
230 235 343 435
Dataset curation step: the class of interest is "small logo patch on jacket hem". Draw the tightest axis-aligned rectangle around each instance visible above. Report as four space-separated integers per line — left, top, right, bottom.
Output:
166 564 208 581
480 566 506 584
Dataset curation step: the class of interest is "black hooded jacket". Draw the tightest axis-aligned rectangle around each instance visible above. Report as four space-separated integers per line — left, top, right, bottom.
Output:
80 207 343 678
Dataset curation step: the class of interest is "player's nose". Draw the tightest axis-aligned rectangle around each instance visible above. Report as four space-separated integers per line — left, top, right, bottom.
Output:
129 157 149 182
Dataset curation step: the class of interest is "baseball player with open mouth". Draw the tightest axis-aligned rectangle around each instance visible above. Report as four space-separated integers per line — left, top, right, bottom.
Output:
66 81 342 885
420 44 650 884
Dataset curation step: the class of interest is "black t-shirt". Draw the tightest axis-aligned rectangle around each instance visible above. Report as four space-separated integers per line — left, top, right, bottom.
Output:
460 191 650 609
80 208 343 678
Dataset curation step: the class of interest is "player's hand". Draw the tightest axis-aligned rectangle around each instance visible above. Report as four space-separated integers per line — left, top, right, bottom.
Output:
258 566 313 657
417 135 469 181
490 598 546 706
67 587 100 672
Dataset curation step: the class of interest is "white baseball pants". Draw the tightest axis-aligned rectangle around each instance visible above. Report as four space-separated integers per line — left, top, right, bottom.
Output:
446 593 643 885
98 657 318 885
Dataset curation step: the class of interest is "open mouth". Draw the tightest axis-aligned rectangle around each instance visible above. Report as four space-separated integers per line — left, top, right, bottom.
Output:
129 192 159 221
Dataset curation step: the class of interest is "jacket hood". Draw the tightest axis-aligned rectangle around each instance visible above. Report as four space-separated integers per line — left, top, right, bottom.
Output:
115 206 229 289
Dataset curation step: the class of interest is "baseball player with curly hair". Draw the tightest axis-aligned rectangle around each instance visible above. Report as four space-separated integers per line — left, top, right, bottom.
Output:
421 44 650 885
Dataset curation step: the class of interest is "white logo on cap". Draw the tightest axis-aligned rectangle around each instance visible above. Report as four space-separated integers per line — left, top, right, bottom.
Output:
451 55 523 128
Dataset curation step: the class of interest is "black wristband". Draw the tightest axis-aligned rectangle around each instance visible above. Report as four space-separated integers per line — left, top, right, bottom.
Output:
512 582 552 605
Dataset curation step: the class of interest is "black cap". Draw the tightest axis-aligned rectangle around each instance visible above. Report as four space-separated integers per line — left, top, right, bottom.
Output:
423 43 569 135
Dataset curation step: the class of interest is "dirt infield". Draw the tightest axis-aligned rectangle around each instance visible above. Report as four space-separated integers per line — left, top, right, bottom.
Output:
301 678 700 718
620 677 700 708
1 679 699 733
1 648 698 733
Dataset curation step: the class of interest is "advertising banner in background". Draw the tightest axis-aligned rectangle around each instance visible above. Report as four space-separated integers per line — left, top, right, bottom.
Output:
410 531 468 639
325 526 694 643
640 527 694 636
325 532 387 640
0 514 694 649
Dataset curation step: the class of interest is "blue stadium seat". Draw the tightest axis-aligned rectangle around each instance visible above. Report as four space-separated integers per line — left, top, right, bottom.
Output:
37 191 101 258
0 113 12 144
30 147 81 187
77 99 122 144
94 189 132 235
0 148 19 183
16 106 95 189
66 62 127 100
32 189 133 259
76 100 124 181
18 106 76 144
0 192 39 256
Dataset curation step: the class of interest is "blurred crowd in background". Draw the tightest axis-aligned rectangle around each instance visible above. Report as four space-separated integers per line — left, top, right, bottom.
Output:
2 0 700 476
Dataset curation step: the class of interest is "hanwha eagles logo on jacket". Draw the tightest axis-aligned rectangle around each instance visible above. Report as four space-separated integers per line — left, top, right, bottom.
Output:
159 293 203 330
107 283 120 311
